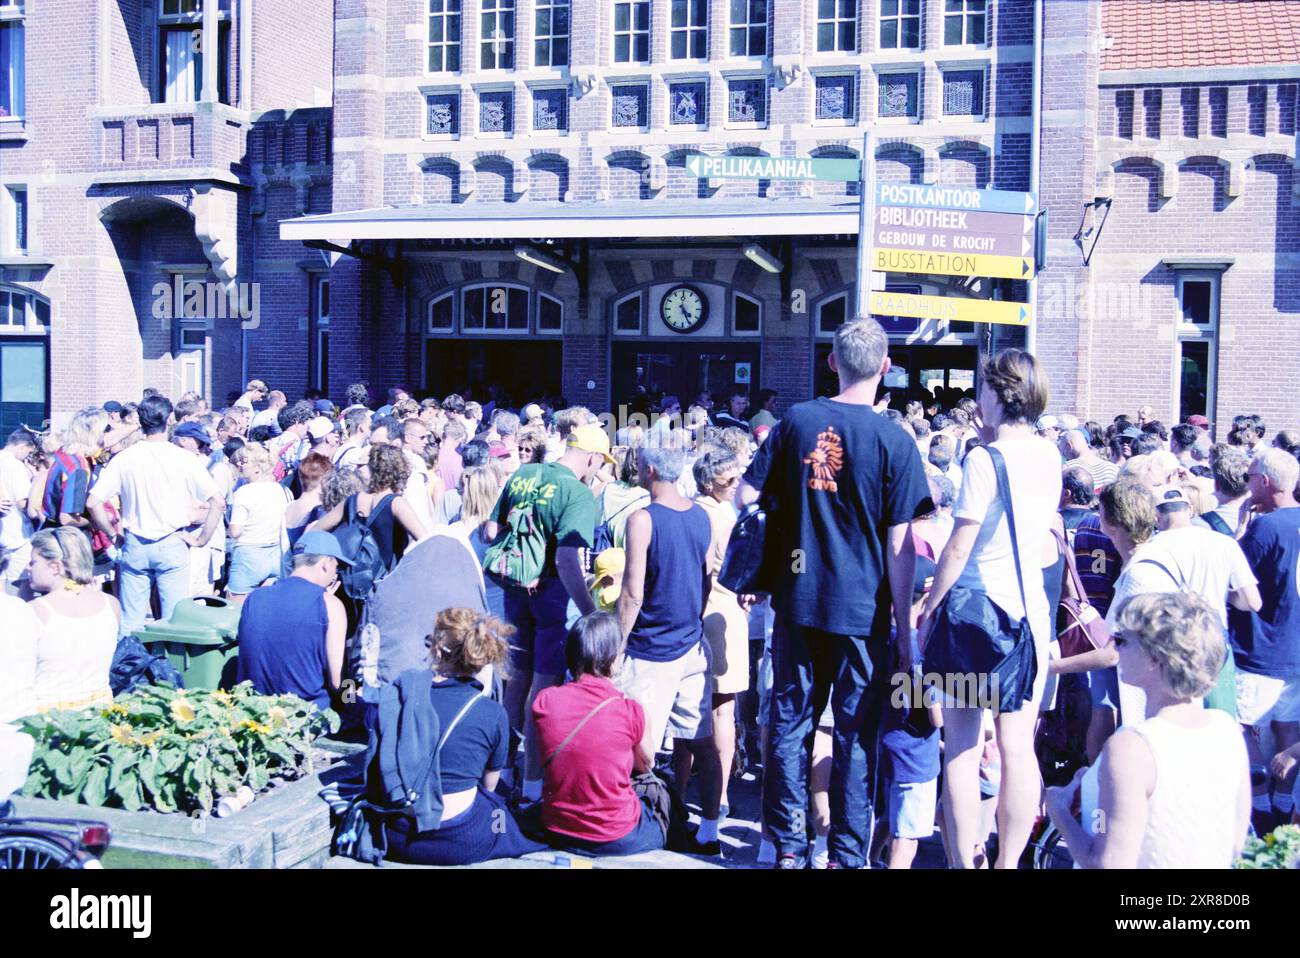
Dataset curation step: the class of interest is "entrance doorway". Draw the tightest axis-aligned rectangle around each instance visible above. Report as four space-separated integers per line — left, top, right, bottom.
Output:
813 343 978 409
611 342 761 412
425 339 563 407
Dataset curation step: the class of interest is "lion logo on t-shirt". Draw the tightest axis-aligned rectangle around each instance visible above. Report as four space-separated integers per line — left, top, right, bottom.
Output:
803 426 844 492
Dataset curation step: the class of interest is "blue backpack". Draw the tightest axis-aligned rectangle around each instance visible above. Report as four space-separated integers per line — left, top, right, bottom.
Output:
332 669 486 864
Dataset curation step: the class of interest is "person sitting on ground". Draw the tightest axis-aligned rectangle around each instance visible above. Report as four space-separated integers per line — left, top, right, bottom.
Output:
235 530 348 710
380 608 545 866
1047 592 1250 868
27 528 120 713
530 612 666 857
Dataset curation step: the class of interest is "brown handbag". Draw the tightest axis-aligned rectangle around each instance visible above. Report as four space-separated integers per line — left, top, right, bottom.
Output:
1055 529 1112 658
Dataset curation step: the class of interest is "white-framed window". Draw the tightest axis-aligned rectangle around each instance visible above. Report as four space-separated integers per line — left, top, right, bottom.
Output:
732 292 761 335
534 0 570 68
613 291 643 335
943 0 987 46
670 0 708 60
462 283 529 333
428 291 455 332
428 0 463 73
0 286 48 434
817 0 858 53
480 0 516 71
880 0 921 49
613 1 651 63
0 0 25 125
537 292 563 333
309 274 330 394
729 0 767 58
0 284 47 329
158 0 231 105
1175 272 1220 424
2 184 26 254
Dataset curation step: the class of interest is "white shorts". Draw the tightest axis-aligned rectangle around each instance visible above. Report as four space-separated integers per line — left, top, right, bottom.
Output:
888 778 938 840
619 640 714 751
1235 670 1300 726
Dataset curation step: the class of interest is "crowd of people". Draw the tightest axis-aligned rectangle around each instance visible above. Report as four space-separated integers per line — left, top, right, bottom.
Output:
0 321 1297 870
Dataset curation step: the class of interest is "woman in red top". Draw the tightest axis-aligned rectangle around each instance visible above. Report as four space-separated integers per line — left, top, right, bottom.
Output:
531 613 666 855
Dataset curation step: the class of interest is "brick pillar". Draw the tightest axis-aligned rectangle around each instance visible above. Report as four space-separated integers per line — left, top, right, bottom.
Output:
1034 0 1102 416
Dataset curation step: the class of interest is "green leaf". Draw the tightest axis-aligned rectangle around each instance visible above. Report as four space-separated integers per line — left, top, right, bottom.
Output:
108 748 139 791
138 753 160 796
195 781 213 814
247 762 269 791
81 762 110 807
118 769 144 811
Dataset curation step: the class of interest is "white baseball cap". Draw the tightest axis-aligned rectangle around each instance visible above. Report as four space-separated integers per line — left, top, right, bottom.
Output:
307 416 335 441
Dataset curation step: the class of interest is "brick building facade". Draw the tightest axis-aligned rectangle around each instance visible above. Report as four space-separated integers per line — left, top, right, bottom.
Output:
1 1 1297 437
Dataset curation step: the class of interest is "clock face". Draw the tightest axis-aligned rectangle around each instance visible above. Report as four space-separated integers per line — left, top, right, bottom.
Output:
660 285 708 334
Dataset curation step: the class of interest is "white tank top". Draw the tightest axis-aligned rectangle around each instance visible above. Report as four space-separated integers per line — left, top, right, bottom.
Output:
33 598 119 712
1078 709 1247 868
1130 711 1248 867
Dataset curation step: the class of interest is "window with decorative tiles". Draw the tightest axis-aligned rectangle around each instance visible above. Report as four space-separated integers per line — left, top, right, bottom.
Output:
877 72 919 120
611 84 649 128
478 89 514 134
727 77 768 125
669 81 707 126
942 69 984 117
426 92 460 135
815 74 856 122
532 88 568 132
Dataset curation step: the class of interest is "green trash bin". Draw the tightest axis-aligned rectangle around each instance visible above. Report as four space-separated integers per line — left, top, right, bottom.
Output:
137 596 243 691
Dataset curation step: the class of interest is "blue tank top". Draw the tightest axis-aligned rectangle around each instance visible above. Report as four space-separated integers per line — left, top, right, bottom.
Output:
628 502 712 663
236 576 331 708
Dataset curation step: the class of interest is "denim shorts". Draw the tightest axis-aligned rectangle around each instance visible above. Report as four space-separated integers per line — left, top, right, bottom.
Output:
227 542 284 594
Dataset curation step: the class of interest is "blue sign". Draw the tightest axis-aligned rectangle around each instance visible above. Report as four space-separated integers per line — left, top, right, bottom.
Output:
874 183 1038 216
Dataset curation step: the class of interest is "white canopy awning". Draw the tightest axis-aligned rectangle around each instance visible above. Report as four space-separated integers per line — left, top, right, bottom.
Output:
280 198 863 243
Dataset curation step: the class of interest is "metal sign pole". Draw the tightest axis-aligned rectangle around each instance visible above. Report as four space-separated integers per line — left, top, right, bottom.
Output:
854 129 874 318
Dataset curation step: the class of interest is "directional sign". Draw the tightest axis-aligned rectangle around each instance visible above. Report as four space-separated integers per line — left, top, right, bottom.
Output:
873 247 1036 280
869 290 1032 327
874 222 1032 258
686 154 860 182
875 183 1038 216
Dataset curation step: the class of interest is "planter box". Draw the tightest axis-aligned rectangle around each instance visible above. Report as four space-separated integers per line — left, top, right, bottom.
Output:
9 740 365 870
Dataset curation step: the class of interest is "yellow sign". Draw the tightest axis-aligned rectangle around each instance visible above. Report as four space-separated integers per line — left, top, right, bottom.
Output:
873 247 1037 280
869 290 1033 327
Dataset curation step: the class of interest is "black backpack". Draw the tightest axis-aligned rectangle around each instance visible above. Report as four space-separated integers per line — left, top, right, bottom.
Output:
334 494 391 600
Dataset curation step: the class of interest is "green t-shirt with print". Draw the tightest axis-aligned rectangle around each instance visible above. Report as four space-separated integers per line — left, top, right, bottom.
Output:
492 462 596 580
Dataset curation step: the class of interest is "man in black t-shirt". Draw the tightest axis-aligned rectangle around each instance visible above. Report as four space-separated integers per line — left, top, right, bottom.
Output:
739 317 932 870
712 386 750 431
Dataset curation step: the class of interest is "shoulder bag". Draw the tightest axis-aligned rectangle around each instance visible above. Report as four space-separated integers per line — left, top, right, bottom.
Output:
1056 528 1112 658
921 446 1038 714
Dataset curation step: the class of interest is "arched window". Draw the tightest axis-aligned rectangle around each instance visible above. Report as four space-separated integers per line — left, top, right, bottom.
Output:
427 284 562 336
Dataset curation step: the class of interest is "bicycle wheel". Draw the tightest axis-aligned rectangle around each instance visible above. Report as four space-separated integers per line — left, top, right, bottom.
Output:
0 834 85 869
1031 823 1074 869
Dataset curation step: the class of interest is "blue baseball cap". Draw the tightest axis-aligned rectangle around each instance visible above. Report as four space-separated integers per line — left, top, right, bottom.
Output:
314 399 334 414
173 421 212 447
292 530 352 565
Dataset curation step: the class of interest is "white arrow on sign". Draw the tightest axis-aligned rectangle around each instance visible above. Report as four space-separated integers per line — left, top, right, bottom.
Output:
1021 234 1032 257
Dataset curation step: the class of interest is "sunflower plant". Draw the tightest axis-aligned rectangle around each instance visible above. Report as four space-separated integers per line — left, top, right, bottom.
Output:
19 683 339 815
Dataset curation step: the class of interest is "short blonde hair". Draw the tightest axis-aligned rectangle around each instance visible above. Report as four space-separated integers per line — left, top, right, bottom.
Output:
232 442 274 474
1114 592 1225 699
62 406 109 457
30 527 95 585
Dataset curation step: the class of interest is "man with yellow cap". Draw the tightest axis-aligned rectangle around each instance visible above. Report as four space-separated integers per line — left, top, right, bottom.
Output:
486 421 615 805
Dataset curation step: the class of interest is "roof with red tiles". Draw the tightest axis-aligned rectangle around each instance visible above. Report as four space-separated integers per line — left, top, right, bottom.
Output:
1101 0 1300 71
